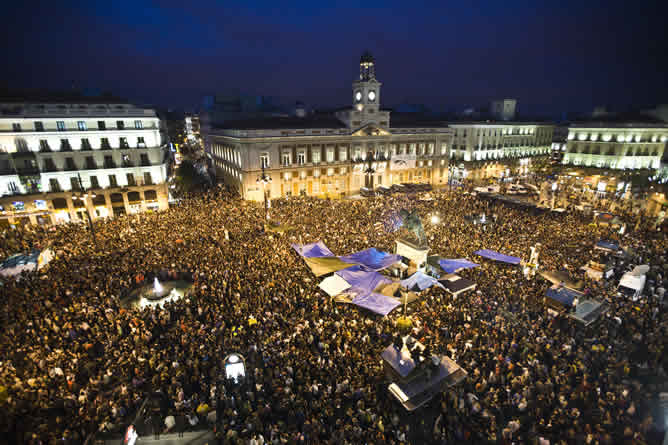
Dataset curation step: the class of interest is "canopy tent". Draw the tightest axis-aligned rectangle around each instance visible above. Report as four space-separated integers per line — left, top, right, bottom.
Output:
545 286 581 309
291 241 335 258
538 270 584 291
594 240 619 252
0 248 53 278
318 274 352 297
351 292 401 315
438 258 479 274
303 256 356 277
339 247 402 271
438 274 476 296
474 249 522 265
400 271 445 292
336 265 393 297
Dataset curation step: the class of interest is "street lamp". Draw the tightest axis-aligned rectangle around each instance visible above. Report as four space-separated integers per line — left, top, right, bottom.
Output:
256 163 272 221
364 154 376 189
72 173 97 246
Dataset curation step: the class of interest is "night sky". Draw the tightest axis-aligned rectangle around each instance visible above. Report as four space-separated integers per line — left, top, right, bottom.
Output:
5 0 668 116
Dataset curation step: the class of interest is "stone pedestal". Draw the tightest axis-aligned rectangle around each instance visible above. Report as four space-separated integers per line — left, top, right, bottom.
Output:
396 238 429 272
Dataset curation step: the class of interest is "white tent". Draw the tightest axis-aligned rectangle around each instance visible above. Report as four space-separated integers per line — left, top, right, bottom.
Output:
318 274 352 297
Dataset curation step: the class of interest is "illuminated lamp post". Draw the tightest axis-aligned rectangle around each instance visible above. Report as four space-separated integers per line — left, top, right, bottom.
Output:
256 164 272 221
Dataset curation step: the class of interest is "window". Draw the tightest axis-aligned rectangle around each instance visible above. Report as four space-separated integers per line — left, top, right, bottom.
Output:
90 176 100 189
260 153 269 169
282 153 291 166
60 139 72 151
339 148 347 162
327 168 334 176
326 149 334 162
81 138 92 150
137 136 145 147
143 172 152 185
134 120 143 129
126 173 136 186
39 139 50 152
119 137 129 148
34 121 44 131
312 150 320 164
77 121 87 131
104 155 115 168
85 156 96 169
108 174 118 187
116 120 125 130
49 178 61 192
98 121 106 130
140 154 150 166
101 138 111 149
12 123 21 132
65 157 77 171
57 121 66 131
70 177 81 191
313 168 320 178
297 152 306 165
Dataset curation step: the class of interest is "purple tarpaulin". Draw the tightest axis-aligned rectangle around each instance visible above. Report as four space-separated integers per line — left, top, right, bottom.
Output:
438 258 480 274
336 265 393 296
339 247 402 271
474 249 522 265
400 271 445 291
291 241 335 258
351 292 401 315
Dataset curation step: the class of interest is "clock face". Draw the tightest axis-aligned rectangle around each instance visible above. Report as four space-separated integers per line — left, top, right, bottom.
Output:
368 91 376 101
355 91 362 101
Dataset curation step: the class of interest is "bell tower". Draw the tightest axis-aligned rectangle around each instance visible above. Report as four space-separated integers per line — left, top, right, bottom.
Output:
352 51 382 114
341 51 389 129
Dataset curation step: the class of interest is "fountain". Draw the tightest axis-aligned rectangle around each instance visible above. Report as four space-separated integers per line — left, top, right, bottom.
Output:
122 274 193 309
153 277 164 296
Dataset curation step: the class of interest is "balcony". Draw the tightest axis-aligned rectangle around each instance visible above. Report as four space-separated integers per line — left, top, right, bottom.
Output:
16 167 40 175
122 161 135 168
42 165 59 173
140 160 152 167
64 164 78 171
84 162 98 170
104 161 117 169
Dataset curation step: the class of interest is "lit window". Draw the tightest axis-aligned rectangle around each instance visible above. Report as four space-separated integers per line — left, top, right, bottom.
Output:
134 120 143 129
77 121 87 131
57 121 66 131
297 152 306 165
260 154 269 168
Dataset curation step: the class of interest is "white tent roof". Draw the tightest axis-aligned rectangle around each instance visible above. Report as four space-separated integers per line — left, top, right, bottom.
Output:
631 265 649 276
318 274 352 297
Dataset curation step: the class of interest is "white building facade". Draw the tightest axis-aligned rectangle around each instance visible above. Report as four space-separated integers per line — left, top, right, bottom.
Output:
205 53 555 199
0 100 170 226
562 124 667 170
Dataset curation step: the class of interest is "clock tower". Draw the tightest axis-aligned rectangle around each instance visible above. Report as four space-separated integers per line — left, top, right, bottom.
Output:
335 51 390 130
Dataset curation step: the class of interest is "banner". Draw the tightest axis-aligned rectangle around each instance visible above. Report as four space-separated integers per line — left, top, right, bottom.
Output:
390 155 416 171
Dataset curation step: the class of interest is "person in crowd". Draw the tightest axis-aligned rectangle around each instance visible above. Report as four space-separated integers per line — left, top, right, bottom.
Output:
0 186 666 445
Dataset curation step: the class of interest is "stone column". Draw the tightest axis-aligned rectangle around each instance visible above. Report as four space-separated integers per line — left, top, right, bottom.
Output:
65 195 77 222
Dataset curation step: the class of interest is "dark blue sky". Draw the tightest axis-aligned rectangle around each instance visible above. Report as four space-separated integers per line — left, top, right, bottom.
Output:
5 0 668 115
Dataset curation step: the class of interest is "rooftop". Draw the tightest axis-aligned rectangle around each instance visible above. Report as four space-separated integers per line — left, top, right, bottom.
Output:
213 115 347 130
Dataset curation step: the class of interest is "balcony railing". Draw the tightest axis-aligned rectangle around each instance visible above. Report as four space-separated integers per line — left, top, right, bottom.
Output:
85 162 98 170
64 165 78 171
43 165 59 172
16 167 40 175
104 162 117 169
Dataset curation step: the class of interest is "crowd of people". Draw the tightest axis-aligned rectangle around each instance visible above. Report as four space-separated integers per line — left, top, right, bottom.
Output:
0 186 666 445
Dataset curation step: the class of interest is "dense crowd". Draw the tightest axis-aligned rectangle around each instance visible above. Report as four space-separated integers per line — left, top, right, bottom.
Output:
1 188 667 445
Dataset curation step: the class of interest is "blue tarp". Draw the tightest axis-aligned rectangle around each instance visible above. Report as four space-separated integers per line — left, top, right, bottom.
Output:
336 265 393 297
291 241 335 258
474 249 522 265
438 258 480 274
400 271 445 291
595 240 619 251
546 286 579 308
351 292 400 315
339 247 402 271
